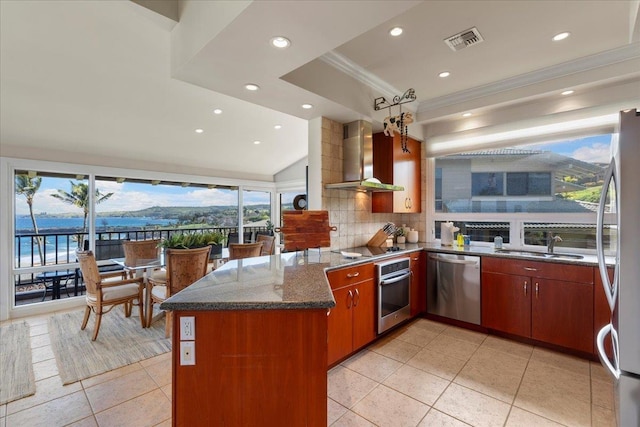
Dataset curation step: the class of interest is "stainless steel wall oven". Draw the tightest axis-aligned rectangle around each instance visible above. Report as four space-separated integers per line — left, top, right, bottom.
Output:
377 258 411 333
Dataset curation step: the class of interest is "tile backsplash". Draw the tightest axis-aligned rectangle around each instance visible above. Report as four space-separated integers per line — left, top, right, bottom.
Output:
320 117 426 249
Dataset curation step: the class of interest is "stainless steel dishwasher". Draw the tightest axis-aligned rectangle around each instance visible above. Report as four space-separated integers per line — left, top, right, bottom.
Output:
426 253 481 325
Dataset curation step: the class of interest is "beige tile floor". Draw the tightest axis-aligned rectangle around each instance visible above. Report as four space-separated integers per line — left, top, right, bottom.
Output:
0 315 615 427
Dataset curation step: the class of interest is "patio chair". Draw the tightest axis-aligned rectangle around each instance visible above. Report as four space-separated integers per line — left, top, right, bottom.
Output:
229 242 263 260
256 234 275 256
226 231 253 246
147 246 211 337
76 250 145 341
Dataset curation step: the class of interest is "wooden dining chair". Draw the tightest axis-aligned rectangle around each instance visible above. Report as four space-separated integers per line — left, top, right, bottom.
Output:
76 250 145 340
256 235 275 256
228 242 263 260
122 239 161 277
147 246 211 337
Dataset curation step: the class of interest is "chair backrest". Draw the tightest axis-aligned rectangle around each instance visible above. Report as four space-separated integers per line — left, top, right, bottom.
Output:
165 246 211 296
256 234 275 256
76 250 101 296
122 239 160 266
84 239 126 260
226 231 253 247
229 242 263 260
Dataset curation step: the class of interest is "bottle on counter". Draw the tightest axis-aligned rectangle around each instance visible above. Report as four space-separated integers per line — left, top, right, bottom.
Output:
457 232 464 247
494 235 503 249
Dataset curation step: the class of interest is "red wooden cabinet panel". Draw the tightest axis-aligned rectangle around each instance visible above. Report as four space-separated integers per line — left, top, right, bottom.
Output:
482 271 531 337
352 280 376 351
327 286 355 366
410 251 426 316
532 278 594 353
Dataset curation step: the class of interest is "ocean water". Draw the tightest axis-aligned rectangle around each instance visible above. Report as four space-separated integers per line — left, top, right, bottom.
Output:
14 216 174 266
15 216 173 231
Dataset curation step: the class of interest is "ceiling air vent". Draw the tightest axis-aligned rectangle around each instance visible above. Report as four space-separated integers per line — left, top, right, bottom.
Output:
444 27 484 51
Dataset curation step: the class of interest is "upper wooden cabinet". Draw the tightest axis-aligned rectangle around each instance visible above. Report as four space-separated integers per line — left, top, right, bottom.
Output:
372 132 421 213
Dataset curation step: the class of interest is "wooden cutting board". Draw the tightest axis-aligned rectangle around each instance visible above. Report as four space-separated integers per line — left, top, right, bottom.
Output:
276 210 336 251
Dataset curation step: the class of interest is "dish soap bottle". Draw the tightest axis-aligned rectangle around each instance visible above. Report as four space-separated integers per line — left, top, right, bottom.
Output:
457 232 464 247
494 235 503 249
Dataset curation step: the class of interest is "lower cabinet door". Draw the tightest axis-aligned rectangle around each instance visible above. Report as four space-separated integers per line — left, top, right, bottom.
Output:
482 272 531 337
352 280 376 351
532 278 594 353
327 286 354 365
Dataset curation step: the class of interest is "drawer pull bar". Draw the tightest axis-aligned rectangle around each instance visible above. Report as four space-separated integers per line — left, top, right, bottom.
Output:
346 272 360 278
524 281 528 296
535 282 539 298
523 267 538 272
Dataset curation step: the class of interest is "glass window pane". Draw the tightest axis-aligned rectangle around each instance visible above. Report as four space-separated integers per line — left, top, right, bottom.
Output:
434 220 510 244
434 135 611 213
472 172 503 196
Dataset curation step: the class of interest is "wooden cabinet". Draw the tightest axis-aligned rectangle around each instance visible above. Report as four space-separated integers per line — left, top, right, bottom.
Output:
171 309 327 426
327 263 376 365
372 132 421 213
409 251 426 316
482 257 594 353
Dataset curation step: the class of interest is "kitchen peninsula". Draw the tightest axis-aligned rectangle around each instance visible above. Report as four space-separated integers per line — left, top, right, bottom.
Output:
160 251 341 426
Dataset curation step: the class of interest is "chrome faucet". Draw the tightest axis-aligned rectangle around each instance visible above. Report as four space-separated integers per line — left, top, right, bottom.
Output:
547 233 562 253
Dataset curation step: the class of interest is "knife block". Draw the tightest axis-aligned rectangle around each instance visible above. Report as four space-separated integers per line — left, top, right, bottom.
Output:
367 229 390 247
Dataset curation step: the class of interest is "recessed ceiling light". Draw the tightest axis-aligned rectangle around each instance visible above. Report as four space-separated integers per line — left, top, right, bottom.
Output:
195 129 204 133
462 112 473 117
389 27 403 37
561 90 574 96
245 84 259 91
213 109 222 114
553 32 570 41
274 124 282 129
438 71 450 78
270 36 291 48
253 140 261 145
302 103 313 109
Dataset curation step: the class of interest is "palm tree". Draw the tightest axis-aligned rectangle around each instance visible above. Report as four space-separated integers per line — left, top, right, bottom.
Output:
15 174 45 266
51 181 114 232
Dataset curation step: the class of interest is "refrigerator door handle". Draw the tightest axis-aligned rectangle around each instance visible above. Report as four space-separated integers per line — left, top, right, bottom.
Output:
596 323 620 380
596 159 619 311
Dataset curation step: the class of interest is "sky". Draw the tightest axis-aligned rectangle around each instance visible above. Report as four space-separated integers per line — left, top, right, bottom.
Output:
15 179 271 216
521 134 612 164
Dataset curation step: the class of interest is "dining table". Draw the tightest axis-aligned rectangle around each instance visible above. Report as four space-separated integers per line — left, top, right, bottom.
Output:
111 249 230 327
110 256 162 327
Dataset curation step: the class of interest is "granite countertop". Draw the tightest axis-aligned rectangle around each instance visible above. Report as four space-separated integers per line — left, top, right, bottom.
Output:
160 242 610 312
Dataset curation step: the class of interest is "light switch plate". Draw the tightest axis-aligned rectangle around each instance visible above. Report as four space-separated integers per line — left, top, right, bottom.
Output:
180 341 195 365
180 316 195 341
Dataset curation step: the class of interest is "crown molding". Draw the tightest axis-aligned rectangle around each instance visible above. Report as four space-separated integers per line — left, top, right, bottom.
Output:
417 43 640 114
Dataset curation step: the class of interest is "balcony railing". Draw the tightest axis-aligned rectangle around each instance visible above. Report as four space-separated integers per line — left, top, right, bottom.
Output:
14 225 269 302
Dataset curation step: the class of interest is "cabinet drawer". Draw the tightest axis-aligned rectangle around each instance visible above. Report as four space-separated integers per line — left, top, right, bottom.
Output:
327 263 374 290
482 256 593 284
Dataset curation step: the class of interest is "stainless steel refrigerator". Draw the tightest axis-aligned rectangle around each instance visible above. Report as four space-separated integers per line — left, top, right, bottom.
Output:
596 108 640 426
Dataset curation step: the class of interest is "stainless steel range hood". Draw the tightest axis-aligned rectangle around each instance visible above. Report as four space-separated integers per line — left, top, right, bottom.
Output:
324 120 404 192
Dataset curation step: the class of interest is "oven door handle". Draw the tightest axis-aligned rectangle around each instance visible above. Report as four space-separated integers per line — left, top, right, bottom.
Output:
380 272 411 286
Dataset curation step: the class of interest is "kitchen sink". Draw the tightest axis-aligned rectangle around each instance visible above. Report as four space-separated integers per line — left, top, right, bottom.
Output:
495 249 584 260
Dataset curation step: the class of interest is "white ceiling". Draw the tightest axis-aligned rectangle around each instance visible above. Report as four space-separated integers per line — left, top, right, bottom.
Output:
1 0 639 181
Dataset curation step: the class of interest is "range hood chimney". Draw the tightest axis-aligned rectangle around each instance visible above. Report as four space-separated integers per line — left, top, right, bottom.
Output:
324 120 404 192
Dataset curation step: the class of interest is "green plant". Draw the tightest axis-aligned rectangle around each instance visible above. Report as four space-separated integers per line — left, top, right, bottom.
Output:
265 220 274 232
159 231 223 249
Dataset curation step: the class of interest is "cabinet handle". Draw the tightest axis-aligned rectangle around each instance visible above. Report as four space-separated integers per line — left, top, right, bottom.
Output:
412 256 419 261
353 288 360 307
327 308 331 316
347 290 353 309
535 282 539 299
523 267 538 272
346 272 360 278
524 281 528 296
408 198 412 209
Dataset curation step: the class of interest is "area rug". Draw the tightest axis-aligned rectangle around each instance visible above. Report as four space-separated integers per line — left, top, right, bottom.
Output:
0 322 36 404
48 308 171 385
